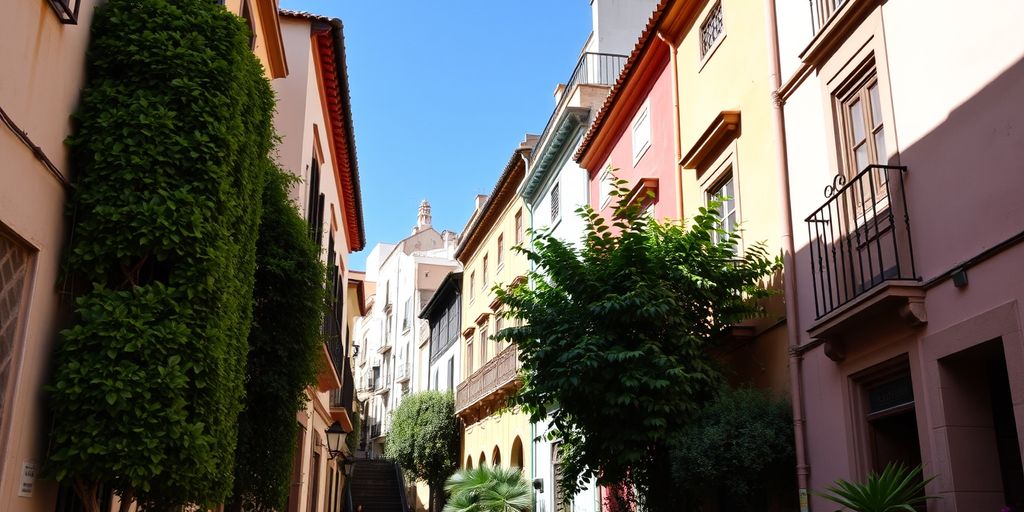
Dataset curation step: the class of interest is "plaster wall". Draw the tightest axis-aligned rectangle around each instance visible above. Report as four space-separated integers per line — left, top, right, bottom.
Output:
0 1 97 509
462 408 532 478
777 1 1024 509
589 0 660 56
587 50 678 220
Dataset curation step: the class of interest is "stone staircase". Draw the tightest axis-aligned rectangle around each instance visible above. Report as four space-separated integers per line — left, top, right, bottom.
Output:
349 459 407 512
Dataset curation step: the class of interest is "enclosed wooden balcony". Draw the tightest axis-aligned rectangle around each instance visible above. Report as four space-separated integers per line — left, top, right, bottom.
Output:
455 345 520 422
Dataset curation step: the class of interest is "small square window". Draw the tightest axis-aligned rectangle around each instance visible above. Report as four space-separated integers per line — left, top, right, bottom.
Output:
700 2 725 58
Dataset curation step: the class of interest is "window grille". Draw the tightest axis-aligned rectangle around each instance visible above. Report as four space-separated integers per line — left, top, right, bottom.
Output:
700 2 725 58
0 231 31 454
550 184 560 222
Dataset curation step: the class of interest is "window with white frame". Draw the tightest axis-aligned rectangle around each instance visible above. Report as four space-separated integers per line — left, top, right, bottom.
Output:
706 172 737 247
402 298 412 331
631 105 651 163
700 2 725 58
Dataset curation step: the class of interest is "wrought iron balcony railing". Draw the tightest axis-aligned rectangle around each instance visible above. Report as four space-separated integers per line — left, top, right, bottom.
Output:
455 345 519 413
535 52 628 149
810 0 850 35
805 165 918 319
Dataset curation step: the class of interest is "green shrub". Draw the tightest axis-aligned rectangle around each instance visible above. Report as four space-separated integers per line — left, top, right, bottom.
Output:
670 387 795 511
386 391 459 511
48 0 275 507
227 168 327 511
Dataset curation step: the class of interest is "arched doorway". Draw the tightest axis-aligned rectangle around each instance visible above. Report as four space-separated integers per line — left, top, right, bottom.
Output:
492 445 502 466
479 452 487 467
510 436 524 469
465 456 473 469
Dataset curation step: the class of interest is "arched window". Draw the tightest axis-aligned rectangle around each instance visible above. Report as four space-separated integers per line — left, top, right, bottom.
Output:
479 452 487 467
465 456 473 469
511 436 524 469
492 446 501 467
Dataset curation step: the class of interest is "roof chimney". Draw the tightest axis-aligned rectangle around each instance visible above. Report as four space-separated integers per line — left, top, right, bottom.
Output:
474 194 488 211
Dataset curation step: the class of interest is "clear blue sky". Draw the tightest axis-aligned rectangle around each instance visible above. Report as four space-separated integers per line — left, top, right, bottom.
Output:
280 0 594 271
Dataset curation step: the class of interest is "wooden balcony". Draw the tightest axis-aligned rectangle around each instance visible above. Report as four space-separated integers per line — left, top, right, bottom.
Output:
455 345 520 422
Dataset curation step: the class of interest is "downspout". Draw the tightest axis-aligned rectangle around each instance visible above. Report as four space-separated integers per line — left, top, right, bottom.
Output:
656 31 684 220
764 0 811 509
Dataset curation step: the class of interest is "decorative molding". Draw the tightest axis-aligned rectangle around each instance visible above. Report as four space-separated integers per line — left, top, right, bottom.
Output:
680 111 740 170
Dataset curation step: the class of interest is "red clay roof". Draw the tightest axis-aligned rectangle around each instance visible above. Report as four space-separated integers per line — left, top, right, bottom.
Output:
282 9 366 251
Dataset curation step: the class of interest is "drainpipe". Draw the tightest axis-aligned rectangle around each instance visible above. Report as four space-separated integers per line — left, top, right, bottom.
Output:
520 150 540 512
656 31 684 220
763 0 811 509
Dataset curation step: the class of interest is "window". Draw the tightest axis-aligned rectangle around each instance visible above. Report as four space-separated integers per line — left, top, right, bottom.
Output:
479 325 489 366
469 272 476 301
447 356 454 391
494 315 504 353
839 64 889 212
496 235 504 268
631 106 651 163
241 0 256 49
433 369 439 391
700 2 725 58
482 255 489 289
0 231 31 458
550 183 560 223
707 173 737 247
515 209 524 245
466 340 474 375
402 298 412 332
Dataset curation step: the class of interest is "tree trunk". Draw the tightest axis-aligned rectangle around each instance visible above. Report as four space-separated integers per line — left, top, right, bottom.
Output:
73 479 101 512
642 444 681 512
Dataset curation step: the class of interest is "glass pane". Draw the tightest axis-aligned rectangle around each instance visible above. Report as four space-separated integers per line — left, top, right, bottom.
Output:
873 127 886 163
868 83 883 129
849 98 865 142
854 143 869 173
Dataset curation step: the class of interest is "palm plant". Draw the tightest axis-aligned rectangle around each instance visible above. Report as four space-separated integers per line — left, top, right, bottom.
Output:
819 463 938 512
443 465 532 512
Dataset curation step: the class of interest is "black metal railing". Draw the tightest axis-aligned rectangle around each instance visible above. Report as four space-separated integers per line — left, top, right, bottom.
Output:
369 421 382 439
805 165 918 319
535 52 627 148
810 0 850 35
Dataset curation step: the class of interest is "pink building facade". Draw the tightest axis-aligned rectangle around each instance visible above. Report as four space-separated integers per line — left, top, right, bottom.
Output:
577 29 679 221
776 0 1024 510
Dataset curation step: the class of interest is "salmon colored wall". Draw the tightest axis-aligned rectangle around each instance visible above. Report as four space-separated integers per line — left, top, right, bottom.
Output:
587 50 679 221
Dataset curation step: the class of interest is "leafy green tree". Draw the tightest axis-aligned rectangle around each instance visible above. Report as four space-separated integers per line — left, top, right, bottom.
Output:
47 0 274 509
385 391 459 511
227 168 327 511
671 387 795 511
495 173 779 511
443 466 532 512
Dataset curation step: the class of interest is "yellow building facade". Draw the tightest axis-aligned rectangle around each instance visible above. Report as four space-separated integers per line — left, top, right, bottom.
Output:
454 143 535 477
669 0 791 393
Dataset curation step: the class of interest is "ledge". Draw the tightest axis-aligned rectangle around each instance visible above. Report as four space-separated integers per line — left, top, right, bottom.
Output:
807 279 926 361
622 177 659 211
680 111 740 170
799 0 877 67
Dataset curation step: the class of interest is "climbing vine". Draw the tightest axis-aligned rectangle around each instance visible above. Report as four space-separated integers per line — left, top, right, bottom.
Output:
48 0 275 508
228 168 327 511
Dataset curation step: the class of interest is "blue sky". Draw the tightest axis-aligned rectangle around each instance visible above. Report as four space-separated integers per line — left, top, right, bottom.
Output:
280 1 593 271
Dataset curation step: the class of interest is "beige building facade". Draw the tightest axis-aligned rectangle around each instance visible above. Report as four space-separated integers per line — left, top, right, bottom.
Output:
455 143 535 481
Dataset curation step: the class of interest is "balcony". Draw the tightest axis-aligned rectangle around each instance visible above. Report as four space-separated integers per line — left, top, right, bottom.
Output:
455 345 520 420
395 361 411 384
805 165 923 351
809 0 850 35
377 341 392 354
369 421 382 440
535 52 627 147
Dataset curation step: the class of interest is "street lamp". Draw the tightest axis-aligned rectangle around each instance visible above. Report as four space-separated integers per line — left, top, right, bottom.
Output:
325 420 350 460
